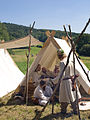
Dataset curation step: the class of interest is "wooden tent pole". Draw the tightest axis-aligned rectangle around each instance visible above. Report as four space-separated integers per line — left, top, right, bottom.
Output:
26 21 35 105
74 53 90 81
65 24 81 120
73 48 81 120
67 25 81 120
75 18 90 46
64 20 90 82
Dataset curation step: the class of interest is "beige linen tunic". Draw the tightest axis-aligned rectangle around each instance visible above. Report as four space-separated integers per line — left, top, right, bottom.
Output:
52 57 81 103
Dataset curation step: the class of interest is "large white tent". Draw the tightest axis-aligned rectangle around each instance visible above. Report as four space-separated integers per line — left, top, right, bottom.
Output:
19 35 90 95
0 34 90 97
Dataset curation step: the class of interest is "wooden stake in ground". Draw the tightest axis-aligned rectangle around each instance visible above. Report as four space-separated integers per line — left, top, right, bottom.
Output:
26 21 35 105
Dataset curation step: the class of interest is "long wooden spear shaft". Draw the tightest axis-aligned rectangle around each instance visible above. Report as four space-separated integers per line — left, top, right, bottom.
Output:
26 21 35 105
73 49 81 120
75 18 90 46
34 49 73 120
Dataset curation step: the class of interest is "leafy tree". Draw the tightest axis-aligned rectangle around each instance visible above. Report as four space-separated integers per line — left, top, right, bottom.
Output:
0 22 9 41
1 22 90 56
79 44 90 56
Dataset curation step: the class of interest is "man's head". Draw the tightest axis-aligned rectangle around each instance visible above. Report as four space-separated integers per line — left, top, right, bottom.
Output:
57 49 66 60
40 80 46 90
35 64 41 72
42 67 47 73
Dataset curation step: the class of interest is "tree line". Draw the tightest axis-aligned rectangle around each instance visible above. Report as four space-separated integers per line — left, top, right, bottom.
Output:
0 22 90 56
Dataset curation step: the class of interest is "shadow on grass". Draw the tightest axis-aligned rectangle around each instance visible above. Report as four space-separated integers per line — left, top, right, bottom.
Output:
32 109 73 120
0 96 36 107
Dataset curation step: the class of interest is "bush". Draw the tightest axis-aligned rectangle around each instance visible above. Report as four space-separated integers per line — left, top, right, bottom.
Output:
36 45 42 48
8 49 15 55
79 44 90 56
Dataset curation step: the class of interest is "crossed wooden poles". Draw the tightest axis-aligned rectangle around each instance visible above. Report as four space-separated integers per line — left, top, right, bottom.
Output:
34 18 90 120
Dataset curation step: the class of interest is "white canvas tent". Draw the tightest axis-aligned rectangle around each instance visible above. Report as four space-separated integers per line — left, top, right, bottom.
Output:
18 36 90 95
0 49 24 97
0 35 42 97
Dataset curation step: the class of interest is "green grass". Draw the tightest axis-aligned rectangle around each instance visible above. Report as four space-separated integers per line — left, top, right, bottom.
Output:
10 46 41 74
10 48 90 74
0 100 90 120
0 47 90 120
0 91 90 120
80 56 90 70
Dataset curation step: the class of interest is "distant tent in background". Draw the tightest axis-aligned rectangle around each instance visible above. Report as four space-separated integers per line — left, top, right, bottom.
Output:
16 33 90 100
0 35 42 97
0 35 42 49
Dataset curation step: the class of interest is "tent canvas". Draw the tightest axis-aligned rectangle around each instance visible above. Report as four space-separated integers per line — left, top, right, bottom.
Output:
19 36 90 95
0 35 42 49
0 49 24 97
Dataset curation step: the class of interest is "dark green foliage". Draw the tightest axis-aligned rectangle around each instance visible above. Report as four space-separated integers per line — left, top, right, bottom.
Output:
79 44 90 56
1 22 90 56
4 22 29 40
76 34 90 56
8 49 15 55
0 22 9 41
36 45 42 48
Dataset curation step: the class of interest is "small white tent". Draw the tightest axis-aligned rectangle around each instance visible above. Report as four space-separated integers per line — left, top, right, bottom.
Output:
0 35 42 97
0 49 24 97
18 35 90 95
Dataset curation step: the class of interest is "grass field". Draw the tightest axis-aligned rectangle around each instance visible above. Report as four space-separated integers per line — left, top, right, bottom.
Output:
10 47 90 74
0 47 90 120
10 46 41 74
80 56 90 70
0 93 90 120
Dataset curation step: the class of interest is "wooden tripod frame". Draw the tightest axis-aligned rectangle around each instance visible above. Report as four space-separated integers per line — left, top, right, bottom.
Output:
34 18 90 120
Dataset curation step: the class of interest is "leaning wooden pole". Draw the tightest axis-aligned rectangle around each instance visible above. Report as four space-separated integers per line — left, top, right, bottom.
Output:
73 50 81 120
34 49 73 120
26 21 35 105
74 53 90 81
67 25 81 120
64 19 90 82
75 18 90 45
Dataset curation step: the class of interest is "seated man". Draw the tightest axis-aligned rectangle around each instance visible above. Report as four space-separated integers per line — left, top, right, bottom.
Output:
40 67 55 79
14 86 25 101
53 65 60 77
33 80 53 106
